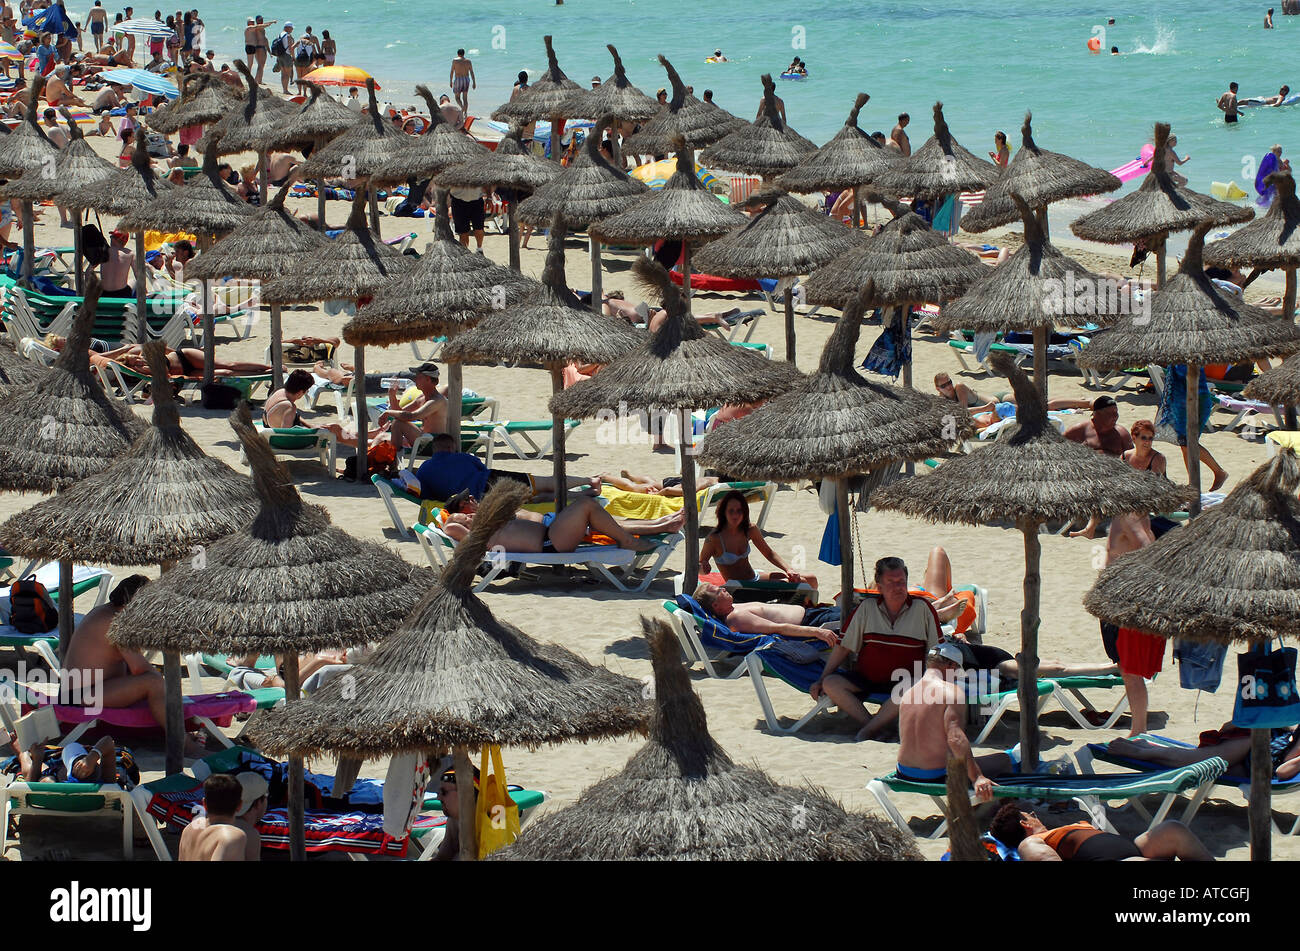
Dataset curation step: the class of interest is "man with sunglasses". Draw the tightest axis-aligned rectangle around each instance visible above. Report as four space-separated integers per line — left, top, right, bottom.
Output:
433 763 479 861
989 800 1211 861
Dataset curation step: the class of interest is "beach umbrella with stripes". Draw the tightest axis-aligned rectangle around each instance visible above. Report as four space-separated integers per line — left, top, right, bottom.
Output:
622 56 743 155
870 102 1001 202
248 477 648 861
697 75 817 178
490 34 581 163
112 17 176 38
1204 170 1300 324
98 68 179 100
0 76 61 286
1084 449 1300 860
872 353 1194 772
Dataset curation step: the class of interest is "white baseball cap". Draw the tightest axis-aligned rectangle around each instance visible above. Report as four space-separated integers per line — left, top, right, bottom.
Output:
928 642 964 666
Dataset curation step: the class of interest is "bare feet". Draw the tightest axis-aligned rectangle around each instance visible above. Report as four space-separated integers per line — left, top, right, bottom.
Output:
1210 469 1229 492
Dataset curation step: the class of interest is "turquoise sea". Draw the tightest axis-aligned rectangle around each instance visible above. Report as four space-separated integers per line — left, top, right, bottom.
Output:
97 2 1300 204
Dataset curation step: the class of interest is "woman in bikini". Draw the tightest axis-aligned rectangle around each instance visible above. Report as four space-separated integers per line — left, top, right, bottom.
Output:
699 489 814 587
440 493 682 554
47 337 271 379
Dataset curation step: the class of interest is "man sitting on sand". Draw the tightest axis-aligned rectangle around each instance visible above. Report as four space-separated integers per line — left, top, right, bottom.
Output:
989 800 1212 861
693 583 842 645
1109 723 1300 781
439 491 683 554
416 432 601 503
179 774 249 861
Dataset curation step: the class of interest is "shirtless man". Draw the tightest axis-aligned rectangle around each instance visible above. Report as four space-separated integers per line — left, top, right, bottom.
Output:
890 113 911 156
1218 81 1239 124
1063 395 1133 456
755 92 786 124
41 108 68 148
249 16 273 83
61 576 163 725
377 362 448 449
265 151 299 188
693 583 841 644
89 84 122 113
934 371 1089 421
100 229 135 297
232 773 268 861
178 774 249 861
441 492 681 553
44 65 85 107
449 48 475 113
86 1 107 50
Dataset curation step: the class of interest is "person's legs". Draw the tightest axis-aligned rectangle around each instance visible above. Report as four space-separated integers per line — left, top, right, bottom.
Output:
1135 820 1214 861
474 227 484 250
1181 444 1229 492
924 546 954 595
1109 734 1251 769
1122 673 1149 736
547 497 658 551
601 472 650 492
528 473 602 496
1017 659 1120 678
254 47 265 83
821 674 874 732
99 671 166 727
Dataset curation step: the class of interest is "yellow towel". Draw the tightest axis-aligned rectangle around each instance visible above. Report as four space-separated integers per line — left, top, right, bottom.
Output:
1267 430 1300 452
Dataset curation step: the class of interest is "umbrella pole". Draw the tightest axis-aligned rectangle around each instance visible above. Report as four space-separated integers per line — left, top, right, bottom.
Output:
590 238 603 315
1018 523 1042 773
201 242 215 388
135 231 148 344
1186 362 1202 518
73 210 84 296
282 654 306 861
549 114 561 165
899 306 915 476
852 192 863 230
258 150 268 206
1250 727 1273 861
550 366 567 514
1155 234 1167 289
784 292 796 365
507 198 520 272
454 745 478 860
20 199 33 287
353 344 367 480
57 558 73 665
679 408 700 593
270 303 283 392
159 560 183 777
836 479 853 611
1033 325 1048 401
1035 205 1049 243
446 357 463 448
316 181 327 231
1285 267 1296 325
682 242 693 311
368 186 381 239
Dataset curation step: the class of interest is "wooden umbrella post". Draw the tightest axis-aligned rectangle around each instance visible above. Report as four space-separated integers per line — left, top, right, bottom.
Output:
135 231 148 343
1018 522 1042 773
548 113 561 166
550 366 567 514
73 210 84 296
1186 362 1202 518
20 199 33 286
282 653 306 861
57 558 73 664
269 303 284 392
1033 324 1049 401
258 150 269 206
1155 233 1167 289
836 479 853 612
678 407 699 592
453 745 478 860
507 197 521 271
590 237 603 315
368 186 381 239
852 191 863 230
682 242 693 311
1285 267 1296 325
1249 727 1273 861
899 305 915 476
159 560 183 776
201 236 215 387
353 344 367 480
784 290 796 365
446 358 463 447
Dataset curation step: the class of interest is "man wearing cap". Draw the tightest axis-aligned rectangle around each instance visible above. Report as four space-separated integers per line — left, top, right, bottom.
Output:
274 21 294 95
377 361 449 450
232 772 269 861
1063 395 1133 457
433 761 478 861
590 75 601 89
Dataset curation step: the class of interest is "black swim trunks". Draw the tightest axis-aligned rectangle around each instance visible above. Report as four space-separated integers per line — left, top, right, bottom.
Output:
1070 832 1143 861
485 469 533 491
1226 113 1239 123
450 194 486 234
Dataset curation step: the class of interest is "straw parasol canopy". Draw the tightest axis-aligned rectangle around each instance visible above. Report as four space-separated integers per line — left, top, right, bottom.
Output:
0 280 145 494
248 478 649 758
260 81 358 151
260 192 412 305
1243 354 1300 408
494 616 923 861
343 189 543 347
1205 170 1300 321
371 85 490 185
0 341 44 397
296 77 411 180
117 138 255 236
622 56 743 155
562 44 661 122
57 127 172 215
960 113 1122 234
774 93 900 194
694 188 862 279
0 342 258 565
183 181 327 282
590 134 745 245
433 123 560 193
489 34 582 127
0 109 115 201
0 76 59 178
109 402 431 655
697 74 817 177
201 61 296 157
871 353 1194 768
804 204 986 307
517 115 650 228
147 72 242 135
870 102 1001 201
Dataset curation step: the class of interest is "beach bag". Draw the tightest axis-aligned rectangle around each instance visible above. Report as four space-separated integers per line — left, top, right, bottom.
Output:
269 33 286 57
81 223 109 266
1233 639 1300 729
476 744 520 859
9 576 58 635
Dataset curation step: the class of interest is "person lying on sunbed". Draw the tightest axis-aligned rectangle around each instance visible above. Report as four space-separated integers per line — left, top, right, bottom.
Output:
693 582 840 645
416 432 601 503
600 469 720 497
1109 723 1300 781
226 649 355 692
934 371 1089 425
699 489 815 587
601 294 752 333
989 800 1212 861
3 733 137 785
440 492 683 553
46 336 273 378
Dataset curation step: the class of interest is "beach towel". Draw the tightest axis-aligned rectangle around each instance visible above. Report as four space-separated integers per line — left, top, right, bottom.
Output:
861 313 911 380
1156 364 1213 444
1257 150 1280 207
818 500 840 566
382 753 431 839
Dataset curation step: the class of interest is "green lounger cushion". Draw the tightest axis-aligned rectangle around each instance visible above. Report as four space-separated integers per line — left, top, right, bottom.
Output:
877 758 1227 799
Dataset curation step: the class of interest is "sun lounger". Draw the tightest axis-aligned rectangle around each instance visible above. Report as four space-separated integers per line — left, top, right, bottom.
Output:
1214 393 1285 433
947 336 1029 375
972 674 1130 744
0 564 113 669
452 418 581 465
1 776 137 858
867 757 1228 839
1080 733 1300 835
241 422 337 473
412 519 682 594
182 653 285 713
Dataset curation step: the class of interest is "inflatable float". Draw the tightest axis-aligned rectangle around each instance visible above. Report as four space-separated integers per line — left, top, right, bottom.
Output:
1110 144 1156 183
779 71 807 80
1210 180 1249 200
1238 93 1300 107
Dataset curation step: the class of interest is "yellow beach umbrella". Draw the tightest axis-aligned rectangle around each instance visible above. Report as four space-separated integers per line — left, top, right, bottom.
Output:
302 65 378 90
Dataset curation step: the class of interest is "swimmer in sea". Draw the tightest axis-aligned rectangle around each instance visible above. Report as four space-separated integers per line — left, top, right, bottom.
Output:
1110 46 1120 54
1218 81 1240 123
712 49 727 62
1266 84 1291 106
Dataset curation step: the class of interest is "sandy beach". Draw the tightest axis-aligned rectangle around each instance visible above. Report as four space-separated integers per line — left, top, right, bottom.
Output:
0 120 1292 863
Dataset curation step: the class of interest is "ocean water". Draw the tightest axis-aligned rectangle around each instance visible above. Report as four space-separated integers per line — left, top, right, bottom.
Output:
112 1 1299 200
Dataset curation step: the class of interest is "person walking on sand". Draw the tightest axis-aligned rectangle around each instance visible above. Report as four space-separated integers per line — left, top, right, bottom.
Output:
86 0 106 49
450 48 475 114
1218 81 1239 123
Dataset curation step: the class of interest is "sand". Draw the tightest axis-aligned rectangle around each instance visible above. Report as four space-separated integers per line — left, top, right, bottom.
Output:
0 129 1290 862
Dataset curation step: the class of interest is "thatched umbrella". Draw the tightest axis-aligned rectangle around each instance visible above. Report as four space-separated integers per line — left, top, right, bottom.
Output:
109 402 432 859
0 76 61 286
775 93 900 227
0 342 258 773
261 192 413 478
490 34 582 164
202 60 296 204
1243 354 1300 428
1076 222 1300 512
870 102 1001 205
0 341 44 396
249 478 648 860
0 280 145 659
344 189 543 442
517 114 650 309
550 257 801 590
442 219 644 512
146 72 240 135
591 134 746 305
494 616 923 860
1071 123 1254 287
0 107 115 294
697 280 971 600
562 44 660 166
871 353 1195 770
697 75 817 179
621 56 744 156
296 77 410 233
936 192 1125 398
1205 170 1300 323
434 123 560 270
371 84 489 186
960 112 1122 239
58 128 174 341
1084 451 1300 860
183 182 328 390
118 138 255 387
694 187 861 363
260 82 359 228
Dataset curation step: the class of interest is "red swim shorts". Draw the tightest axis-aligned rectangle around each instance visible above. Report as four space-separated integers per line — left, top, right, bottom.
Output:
1117 627 1165 679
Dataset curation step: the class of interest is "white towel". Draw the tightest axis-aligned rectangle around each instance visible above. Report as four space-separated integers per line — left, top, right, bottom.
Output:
382 753 430 839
